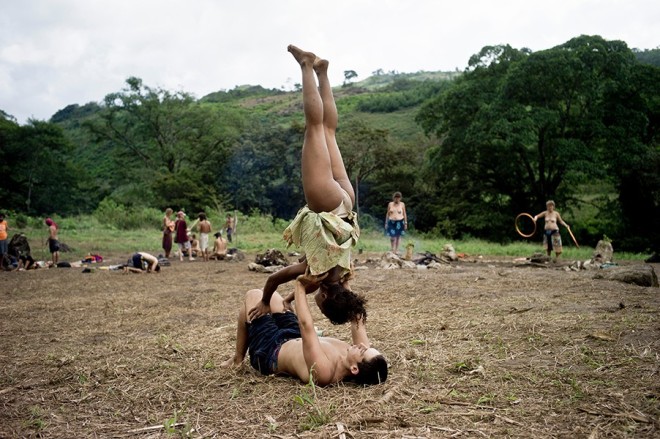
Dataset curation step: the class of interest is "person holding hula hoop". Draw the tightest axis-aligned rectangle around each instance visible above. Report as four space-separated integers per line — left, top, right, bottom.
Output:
533 200 570 260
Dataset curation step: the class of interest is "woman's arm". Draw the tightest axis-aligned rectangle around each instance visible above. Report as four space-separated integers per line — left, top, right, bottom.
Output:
533 210 547 222
556 212 569 228
248 261 307 320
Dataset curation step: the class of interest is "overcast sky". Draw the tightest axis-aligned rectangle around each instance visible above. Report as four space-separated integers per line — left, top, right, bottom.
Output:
1 0 658 124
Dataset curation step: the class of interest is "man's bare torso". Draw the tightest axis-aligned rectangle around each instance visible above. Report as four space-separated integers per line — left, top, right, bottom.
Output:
199 220 212 234
276 337 349 384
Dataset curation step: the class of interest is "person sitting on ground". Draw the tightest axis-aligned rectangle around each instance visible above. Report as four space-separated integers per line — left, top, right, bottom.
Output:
210 231 228 260
533 200 570 260
123 252 161 273
249 45 365 325
190 234 201 258
222 276 387 386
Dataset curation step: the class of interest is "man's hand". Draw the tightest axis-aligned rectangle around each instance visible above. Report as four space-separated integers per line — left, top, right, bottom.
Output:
296 272 328 294
248 301 271 322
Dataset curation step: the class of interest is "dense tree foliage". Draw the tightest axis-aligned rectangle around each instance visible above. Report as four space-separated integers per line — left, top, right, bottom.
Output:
416 36 659 250
634 47 660 67
82 77 244 211
0 115 90 215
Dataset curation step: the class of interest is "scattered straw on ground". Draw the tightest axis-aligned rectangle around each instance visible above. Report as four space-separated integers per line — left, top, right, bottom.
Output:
1 253 658 438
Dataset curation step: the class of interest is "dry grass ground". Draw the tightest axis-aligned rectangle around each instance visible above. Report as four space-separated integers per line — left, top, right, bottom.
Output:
1 253 658 438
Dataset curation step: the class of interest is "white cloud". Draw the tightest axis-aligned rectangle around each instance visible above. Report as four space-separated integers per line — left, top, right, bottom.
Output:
0 0 658 123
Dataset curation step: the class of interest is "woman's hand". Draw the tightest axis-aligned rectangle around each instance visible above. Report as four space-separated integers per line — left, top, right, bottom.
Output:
248 301 271 322
283 292 295 312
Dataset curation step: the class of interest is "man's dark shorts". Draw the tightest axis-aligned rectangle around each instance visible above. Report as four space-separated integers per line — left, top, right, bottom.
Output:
132 253 143 269
48 238 60 253
247 312 301 375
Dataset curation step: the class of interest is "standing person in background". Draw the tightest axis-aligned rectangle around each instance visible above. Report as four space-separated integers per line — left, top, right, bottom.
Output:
385 192 408 255
224 213 235 243
174 211 194 262
0 212 8 269
45 217 60 265
533 200 570 261
162 208 175 258
197 213 212 262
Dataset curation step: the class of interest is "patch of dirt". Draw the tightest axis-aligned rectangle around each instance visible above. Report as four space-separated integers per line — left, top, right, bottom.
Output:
1 253 658 438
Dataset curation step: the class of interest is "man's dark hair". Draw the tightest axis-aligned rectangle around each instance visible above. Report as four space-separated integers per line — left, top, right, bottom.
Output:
319 282 367 325
351 355 388 385
198 213 207 221
154 264 161 272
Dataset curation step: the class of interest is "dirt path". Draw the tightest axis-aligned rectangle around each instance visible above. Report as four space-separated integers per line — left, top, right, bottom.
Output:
1 253 658 438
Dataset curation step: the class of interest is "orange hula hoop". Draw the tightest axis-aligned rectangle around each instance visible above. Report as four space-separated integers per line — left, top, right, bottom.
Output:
515 213 536 238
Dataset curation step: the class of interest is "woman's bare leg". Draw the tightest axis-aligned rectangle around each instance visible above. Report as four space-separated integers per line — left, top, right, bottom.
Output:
314 58 355 206
288 44 343 213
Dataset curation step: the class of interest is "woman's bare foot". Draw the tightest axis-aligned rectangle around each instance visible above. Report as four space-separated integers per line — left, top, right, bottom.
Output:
288 44 316 66
313 58 329 75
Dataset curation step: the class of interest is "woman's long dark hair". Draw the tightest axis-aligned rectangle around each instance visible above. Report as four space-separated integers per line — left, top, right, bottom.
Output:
318 282 367 324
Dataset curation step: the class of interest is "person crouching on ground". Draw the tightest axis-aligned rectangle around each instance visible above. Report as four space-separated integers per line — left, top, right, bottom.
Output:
123 252 161 273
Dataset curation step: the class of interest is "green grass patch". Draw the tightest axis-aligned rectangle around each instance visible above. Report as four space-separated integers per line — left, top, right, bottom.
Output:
7 213 648 262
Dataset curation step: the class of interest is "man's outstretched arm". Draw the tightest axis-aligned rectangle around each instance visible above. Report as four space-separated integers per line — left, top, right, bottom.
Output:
350 316 370 348
294 279 334 385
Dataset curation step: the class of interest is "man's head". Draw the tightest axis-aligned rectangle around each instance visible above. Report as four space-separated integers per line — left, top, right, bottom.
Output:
214 231 222 238
345 344 388 385
0 212 5 221
315 281 367 324
198 213 207 221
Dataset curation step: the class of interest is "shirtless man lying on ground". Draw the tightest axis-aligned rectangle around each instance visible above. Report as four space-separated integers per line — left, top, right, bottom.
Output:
221 277 387 386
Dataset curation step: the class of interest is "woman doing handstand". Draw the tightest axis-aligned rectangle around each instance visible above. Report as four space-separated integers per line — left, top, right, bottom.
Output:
249 45 366 325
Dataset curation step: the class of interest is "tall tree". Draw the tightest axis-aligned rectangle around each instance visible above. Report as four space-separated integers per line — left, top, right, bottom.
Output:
0 117 89 215
416 36 659 248
84 77 242 210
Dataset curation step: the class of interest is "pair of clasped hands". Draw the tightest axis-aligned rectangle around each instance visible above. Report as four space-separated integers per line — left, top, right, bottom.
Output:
247 272 328 322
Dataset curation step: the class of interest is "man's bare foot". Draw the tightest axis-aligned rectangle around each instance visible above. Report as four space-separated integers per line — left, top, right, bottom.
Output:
221 357 242 368
288 44 316 66
313 58 329 75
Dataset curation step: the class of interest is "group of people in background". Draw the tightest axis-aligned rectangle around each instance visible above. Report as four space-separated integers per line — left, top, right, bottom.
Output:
0 214 62 270
161 208 234 263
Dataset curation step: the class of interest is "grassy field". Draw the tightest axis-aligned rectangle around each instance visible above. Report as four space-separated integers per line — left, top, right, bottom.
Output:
8 214 648 264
